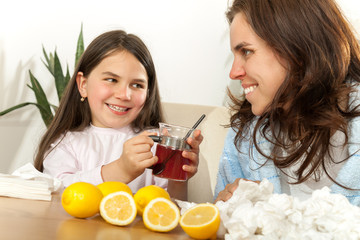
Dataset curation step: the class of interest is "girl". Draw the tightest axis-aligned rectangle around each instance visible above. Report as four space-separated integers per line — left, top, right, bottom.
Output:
215 0 360 206
34 30 203 200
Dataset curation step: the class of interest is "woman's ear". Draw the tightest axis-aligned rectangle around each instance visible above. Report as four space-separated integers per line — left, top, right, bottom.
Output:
76 72 87 98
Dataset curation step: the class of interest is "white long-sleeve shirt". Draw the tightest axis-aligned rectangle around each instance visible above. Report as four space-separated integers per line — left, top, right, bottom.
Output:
43 124 167 193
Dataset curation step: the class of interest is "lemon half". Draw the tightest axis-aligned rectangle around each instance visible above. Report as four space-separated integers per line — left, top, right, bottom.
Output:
143 197 180 232
134 185 170 216
100 191 137 226
179 203 220 239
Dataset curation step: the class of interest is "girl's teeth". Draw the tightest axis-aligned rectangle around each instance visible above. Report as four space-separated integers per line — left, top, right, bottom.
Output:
108 104 127 112
244 85 257 95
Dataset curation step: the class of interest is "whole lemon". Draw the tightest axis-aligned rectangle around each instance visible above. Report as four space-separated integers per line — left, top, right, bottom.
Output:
61 182 103 218
133 185 170 216
97 181 133 197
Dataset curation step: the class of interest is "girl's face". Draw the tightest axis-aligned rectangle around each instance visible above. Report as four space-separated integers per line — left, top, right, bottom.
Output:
77 50 148 128
229 13 288 116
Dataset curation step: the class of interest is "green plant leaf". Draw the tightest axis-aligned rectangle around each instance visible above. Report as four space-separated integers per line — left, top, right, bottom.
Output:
0 102 37 116
53 51 66 101
1 25 84 128
49 52 55 76
64 64 71 90
50 104 58 113
75 24 84 67
42 45 50 66
33 103 55 127
41 47 55 76
28 70 54 126
65 66 71 80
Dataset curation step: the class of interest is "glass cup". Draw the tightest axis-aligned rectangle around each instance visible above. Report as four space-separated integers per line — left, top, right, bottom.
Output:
150 122 192 181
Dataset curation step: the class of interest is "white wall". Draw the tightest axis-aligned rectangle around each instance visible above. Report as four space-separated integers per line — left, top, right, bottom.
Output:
0 0 359 173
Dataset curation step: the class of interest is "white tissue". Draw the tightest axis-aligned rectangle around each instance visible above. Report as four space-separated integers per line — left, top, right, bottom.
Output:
215 179 360 240
175 199 197 215
0 163 63 201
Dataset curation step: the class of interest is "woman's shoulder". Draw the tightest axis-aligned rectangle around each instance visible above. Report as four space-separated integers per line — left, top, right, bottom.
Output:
347 80 360 110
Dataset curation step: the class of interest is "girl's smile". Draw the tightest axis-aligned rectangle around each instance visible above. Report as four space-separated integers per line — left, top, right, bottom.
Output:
107 103 129 114
77 50 148 128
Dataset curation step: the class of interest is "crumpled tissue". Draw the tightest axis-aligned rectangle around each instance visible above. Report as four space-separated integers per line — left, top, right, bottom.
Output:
0 163 62 201
177 179 360 240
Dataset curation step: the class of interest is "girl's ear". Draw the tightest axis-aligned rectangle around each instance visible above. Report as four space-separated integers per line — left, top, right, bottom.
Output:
76 72 87 98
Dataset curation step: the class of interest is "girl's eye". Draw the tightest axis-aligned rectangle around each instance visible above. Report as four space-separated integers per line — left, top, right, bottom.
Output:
105 78 117 83
131 83 145 89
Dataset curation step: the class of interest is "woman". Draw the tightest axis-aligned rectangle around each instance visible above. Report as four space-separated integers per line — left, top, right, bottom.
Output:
215 0 360 206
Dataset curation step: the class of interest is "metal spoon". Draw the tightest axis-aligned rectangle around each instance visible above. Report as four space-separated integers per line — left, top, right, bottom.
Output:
151 114 206 175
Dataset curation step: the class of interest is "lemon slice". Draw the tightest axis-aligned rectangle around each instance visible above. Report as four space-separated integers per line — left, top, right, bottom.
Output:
179 203 220 240
143 197 180 232
99 191 137 226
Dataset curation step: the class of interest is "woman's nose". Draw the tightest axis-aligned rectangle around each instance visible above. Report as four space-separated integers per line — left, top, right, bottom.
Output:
229 58 245 80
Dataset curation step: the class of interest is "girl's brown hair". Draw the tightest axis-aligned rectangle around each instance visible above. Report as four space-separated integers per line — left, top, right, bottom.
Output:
226 0 360 187
34 30 164 171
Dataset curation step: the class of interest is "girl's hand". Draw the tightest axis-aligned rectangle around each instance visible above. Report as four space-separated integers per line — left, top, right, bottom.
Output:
119 131 158 181
214 178 260 203
182 129 203 179
102 131 157 183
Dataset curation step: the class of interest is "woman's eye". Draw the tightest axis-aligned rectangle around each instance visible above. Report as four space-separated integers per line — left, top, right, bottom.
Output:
242 49 253 56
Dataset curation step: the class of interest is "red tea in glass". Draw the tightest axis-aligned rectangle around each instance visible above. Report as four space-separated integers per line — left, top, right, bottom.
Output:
153 144 189 181
150 123 193 181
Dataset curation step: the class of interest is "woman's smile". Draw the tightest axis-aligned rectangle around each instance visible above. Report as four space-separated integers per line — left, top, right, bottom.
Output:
243 84 258 95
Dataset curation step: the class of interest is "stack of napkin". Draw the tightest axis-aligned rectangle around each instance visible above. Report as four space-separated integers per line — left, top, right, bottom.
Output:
0 163 62 201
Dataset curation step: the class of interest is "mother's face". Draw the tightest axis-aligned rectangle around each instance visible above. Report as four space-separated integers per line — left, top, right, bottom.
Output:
229 13 288 116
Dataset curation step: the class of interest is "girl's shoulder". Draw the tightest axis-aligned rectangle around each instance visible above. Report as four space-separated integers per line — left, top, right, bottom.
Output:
53 125 137 147
50 126 90 147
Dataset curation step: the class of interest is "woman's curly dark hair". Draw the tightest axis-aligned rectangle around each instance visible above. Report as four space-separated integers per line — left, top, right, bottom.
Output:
226 0 360 188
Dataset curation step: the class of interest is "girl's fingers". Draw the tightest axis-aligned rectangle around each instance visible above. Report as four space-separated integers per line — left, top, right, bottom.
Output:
182 150 197 160
128 143 152 154
186 130 203 148
182 164 198 174
126 133 155 146
125 151 154 163
193 130 203 143
141 155 158 168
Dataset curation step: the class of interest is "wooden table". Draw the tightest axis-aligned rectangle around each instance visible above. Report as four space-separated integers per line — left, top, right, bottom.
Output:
0 194 193 240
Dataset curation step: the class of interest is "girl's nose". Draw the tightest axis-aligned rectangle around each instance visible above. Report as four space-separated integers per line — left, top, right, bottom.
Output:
115 85 131 100
229 58 246 80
